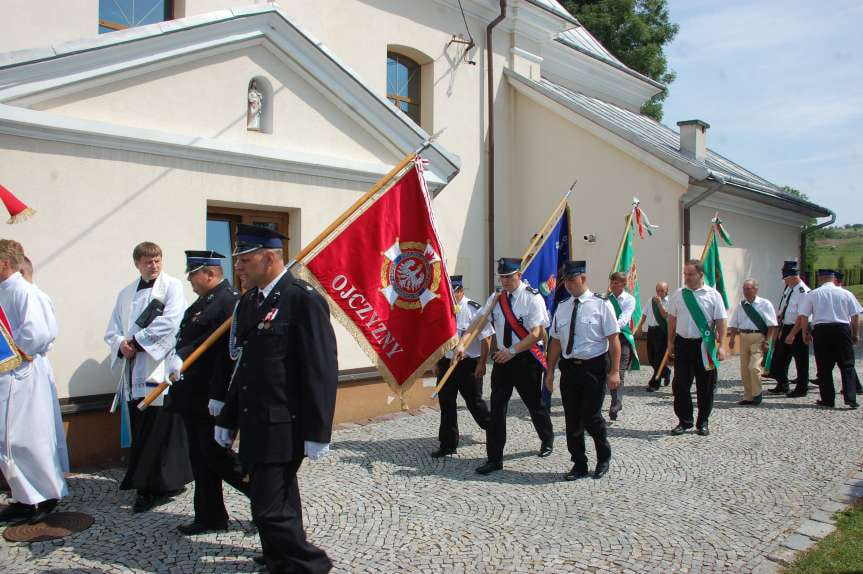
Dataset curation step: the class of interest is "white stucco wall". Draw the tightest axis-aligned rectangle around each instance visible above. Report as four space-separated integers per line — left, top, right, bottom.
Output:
0 0 97 53
511 90 687 300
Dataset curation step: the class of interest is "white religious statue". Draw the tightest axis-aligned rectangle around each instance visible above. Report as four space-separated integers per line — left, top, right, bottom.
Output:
247 80 264 131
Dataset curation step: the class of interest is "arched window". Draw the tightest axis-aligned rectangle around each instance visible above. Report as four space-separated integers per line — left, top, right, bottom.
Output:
386 52 421 125
99 0 173 34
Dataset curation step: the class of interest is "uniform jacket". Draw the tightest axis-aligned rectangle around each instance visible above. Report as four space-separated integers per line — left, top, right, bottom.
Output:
217 270 338 468
171 280 239 416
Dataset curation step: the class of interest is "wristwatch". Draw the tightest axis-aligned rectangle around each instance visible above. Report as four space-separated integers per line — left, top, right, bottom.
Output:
508 345 517 355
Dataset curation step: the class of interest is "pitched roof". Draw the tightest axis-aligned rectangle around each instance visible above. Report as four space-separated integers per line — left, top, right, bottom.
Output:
505 69 830 218
0 5 461 189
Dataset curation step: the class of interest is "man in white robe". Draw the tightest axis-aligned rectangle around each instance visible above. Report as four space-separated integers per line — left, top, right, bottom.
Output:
105 241 191 513
0 240 68 524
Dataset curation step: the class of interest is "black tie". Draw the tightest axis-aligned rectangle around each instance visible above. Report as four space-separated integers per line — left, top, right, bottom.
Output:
565 299 580 356
503 294 514 347
257 290 266 307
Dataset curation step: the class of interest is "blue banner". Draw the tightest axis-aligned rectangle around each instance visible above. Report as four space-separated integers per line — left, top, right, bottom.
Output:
523 206 571 410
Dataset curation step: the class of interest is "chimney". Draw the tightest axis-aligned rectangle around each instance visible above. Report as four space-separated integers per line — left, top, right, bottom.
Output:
677 119 710 161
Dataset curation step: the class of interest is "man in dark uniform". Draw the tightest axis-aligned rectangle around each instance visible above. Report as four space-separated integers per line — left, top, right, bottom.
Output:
790 268 861 409
767 261 811 396
457 258 554 475
431 275 492 458
167 251 249 535
215 224 337 574
545 261 620 480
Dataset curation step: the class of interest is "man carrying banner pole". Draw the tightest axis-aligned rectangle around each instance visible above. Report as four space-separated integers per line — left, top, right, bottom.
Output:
668 259 728 436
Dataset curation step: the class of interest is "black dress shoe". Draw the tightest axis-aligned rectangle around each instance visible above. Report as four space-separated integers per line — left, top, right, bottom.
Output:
253 555 267 565
27 499 59 524
475 461 503 475
767 385 788 395
663 377 671 386
737 399 754 405
0 502 36 524
646 385 657 392
609 411 618 421
816 400 835 408
846 401 859 410
670 424 690 436
177 521 229 535
593 460 610 479
430 447 456 458
696 423 710 436
752 394 763 405
786 388 807 397
538 444 554 458
564 465 590 481
132 493 155 514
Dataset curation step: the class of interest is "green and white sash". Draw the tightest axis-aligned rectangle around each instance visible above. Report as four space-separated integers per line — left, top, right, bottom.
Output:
651 298 668 336
740 300 768 335
609 293 640 370
681 288 719 370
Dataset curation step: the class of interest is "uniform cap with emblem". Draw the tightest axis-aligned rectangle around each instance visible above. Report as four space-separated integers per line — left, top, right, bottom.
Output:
497 257 522 276
185 250 225 274
781 260 799 278
450 275 464 290
233 223 287 255
562 260 587 278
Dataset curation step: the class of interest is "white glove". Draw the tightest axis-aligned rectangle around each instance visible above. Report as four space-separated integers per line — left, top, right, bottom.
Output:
208 399 225 417
167 353 183 383
304 441 330 460
214 426 233 448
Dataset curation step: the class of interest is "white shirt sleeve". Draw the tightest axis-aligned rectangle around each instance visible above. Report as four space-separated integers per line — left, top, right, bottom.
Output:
602 300 621 337
617 294 635 329
712 291 728 320
549 307 562 339
763 299 778 326
524 292 547 330
797 291 814 317
668 290 681 318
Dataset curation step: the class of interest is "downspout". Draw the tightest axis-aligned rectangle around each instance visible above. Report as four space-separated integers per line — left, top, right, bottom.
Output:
800 209 836 282
681 171 726 261
486 0 507 293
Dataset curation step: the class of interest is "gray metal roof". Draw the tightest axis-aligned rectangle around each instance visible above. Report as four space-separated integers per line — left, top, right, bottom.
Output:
524 0 580 26
507 70 830 218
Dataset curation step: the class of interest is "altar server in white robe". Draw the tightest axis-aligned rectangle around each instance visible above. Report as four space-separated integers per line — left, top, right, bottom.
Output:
0 240 68 524
105 241 191 513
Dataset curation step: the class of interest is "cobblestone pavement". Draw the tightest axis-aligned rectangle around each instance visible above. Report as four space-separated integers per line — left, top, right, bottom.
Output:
2 355 862 573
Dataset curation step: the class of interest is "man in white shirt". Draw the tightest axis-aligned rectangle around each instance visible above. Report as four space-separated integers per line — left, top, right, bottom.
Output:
104 242 190 513
790 269 861 409
431 275 492 458
646 282 671 391
607 272 635 421
728 279 778 405
456 258 554 475
769 261 811 397
545 261 620 481
667 259 728 436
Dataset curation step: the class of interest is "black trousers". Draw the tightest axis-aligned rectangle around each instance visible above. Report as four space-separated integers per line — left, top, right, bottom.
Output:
646 326 670 384
812 323 857 405
487 353 554 463
250 459 332 574
181 410 250 525
771 324 809 389
121 397 193 494
436 357 491 450
559 355 611 470
672 336 717 428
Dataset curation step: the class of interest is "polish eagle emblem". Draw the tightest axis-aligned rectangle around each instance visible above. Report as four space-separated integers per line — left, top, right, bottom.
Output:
380 239 443 310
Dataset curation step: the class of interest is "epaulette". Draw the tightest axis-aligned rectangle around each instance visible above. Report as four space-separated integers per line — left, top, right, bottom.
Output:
594 293 607 300
527 286 540 295
467 300 481 310
294 278 316 294
798 286 805 293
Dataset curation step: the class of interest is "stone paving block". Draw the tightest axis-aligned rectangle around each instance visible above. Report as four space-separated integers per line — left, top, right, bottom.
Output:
781 534 817 552
766 546 799 566
798 519 836 539
820 500 847 513
809 510 836 524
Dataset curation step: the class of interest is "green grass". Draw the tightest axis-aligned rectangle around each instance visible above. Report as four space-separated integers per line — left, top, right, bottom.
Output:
812 236 863 269
785 499 863 574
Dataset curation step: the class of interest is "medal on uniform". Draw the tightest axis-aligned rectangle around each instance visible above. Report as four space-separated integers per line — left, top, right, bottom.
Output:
258 308 279 330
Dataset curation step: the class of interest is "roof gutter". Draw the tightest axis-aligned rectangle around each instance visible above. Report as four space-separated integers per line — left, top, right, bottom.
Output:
681 170 726 261
486 0 506 294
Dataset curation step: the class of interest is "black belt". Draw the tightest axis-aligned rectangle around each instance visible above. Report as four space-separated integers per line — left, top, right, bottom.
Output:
738 329 763 334
560 354 605 366
675 334 702 342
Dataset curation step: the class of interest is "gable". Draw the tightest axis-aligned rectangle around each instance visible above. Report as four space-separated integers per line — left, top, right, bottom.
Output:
30 44 399 166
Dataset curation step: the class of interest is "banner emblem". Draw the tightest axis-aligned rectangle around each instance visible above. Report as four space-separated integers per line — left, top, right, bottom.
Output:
380 240 443 310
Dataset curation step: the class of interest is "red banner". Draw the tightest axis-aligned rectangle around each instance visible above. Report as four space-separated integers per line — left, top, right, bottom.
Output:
303 161 457 390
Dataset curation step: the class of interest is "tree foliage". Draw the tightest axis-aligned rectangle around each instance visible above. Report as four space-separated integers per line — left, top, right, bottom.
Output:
561 0 679 120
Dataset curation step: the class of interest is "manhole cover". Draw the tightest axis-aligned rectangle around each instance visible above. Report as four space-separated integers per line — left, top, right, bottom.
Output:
3 512 94 542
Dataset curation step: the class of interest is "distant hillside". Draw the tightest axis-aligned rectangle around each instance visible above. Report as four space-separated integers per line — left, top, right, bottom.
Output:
810 227 863 301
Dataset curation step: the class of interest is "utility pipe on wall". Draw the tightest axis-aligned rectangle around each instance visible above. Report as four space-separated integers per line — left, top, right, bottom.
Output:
486 0 507 293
